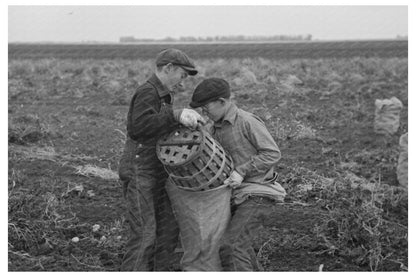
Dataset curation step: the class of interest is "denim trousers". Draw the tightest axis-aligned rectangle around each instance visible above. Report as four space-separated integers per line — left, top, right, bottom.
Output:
120 168 179 271
219 196 274 271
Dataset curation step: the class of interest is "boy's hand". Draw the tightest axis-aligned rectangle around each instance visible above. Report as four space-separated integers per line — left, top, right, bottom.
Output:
179 109 206 129
224 170 244 189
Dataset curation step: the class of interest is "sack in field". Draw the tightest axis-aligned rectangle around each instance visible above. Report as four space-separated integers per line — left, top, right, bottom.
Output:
397 133 408 188
166 181 231 271
374 97 403 135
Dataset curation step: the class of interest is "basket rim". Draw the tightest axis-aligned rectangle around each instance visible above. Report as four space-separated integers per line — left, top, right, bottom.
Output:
168 176 231 193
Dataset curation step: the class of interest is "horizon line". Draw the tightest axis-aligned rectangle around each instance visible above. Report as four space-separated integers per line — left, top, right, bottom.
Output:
8 37 408 44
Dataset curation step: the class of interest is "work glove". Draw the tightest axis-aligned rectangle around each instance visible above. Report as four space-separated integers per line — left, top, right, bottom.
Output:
224 170 244 189
178 108 206 129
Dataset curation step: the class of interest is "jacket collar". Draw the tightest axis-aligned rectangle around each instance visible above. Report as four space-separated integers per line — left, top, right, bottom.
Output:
214 103 238 127
147 74 170 98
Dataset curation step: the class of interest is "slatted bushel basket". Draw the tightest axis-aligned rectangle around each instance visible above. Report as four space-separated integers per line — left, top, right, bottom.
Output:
156 127 233 191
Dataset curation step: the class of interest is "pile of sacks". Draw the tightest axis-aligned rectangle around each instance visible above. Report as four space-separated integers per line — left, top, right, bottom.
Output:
373 97 407 188
374 96 403 135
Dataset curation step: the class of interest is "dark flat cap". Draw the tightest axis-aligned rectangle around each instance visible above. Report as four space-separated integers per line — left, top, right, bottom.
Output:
155 48 198 76
190 78 230 108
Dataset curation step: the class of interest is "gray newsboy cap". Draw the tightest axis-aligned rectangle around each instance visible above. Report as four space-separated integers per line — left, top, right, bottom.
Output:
155 48 198 76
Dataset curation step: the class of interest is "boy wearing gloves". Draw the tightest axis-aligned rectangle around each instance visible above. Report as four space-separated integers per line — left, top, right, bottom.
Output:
118 48 205 271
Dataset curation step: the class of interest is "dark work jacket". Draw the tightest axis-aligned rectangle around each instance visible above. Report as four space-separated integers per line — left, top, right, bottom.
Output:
119 74 180 180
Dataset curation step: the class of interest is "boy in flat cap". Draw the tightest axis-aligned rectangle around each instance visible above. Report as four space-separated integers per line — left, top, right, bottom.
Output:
190 77 286 271
118 48 205 271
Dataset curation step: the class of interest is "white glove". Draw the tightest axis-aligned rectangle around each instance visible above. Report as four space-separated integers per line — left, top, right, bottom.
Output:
224 170 244 189
179 108 206 129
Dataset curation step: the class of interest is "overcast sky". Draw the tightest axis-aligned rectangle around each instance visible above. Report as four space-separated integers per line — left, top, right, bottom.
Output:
8 5 408 42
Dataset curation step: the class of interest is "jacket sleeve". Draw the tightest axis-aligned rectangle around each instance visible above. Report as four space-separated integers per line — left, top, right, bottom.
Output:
235 115 281 177
127 86 179 141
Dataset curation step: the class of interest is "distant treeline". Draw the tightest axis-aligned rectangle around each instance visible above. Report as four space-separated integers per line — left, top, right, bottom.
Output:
119 34 313 43
8 40 408 60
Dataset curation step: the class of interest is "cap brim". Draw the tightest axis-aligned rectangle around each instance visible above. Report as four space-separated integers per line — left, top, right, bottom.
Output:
180 66 198 76
189 96 220 108
189 101 202 108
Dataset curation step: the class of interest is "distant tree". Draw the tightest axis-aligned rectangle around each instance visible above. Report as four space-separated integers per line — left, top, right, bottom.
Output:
305 34 313 41
396 35 408 40
119 36 136 42
119 34 315 43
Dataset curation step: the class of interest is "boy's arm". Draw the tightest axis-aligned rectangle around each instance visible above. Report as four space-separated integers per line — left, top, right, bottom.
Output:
128 87 178 140
235 116 281 177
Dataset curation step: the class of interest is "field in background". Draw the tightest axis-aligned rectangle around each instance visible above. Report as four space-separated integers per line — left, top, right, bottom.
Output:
8 43 408 271
8 40 408 59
